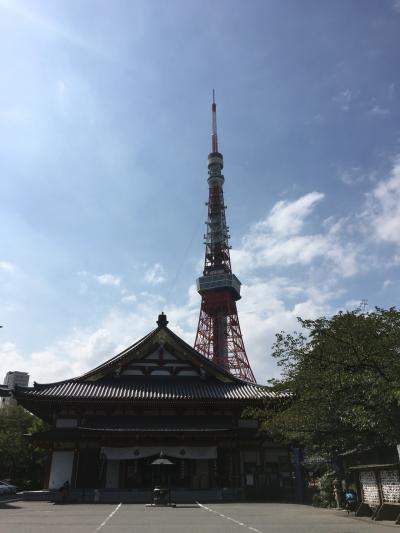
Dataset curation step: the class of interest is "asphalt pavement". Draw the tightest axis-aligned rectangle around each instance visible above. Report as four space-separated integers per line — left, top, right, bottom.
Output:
0 501 397 533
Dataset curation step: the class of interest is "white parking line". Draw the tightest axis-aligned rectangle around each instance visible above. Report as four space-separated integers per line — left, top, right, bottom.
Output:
196 502 263 533
95 502 122 531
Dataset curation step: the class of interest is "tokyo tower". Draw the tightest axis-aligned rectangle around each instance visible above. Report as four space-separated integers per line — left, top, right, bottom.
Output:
194 92 256 383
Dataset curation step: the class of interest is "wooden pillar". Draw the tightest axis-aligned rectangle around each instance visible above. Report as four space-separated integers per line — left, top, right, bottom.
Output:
43 447 53 489
71 445 80 489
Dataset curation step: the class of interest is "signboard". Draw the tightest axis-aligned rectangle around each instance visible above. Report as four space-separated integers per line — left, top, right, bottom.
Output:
360 471 380 506
380 469 400 503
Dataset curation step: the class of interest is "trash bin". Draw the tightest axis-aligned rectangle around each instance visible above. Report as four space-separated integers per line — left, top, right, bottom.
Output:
153 486 168 506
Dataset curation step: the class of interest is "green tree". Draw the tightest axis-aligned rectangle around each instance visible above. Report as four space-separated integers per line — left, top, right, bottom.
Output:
256 307 400 456
0 405 48 489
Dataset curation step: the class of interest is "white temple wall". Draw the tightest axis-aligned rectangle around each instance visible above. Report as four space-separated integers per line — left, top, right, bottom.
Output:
105 460 120 489
240 450 260 487
195 459 209 489
48 451 74 490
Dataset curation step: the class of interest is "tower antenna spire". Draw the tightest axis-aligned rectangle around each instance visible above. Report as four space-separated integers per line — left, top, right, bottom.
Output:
195 95 256 383
211 89 218 153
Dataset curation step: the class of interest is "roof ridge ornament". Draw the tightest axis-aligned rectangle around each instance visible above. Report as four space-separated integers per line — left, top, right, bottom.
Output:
157 312 169 327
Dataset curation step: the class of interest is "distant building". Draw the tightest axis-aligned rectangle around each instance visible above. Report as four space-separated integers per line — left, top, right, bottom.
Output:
4 371 30 389
2 371 29 407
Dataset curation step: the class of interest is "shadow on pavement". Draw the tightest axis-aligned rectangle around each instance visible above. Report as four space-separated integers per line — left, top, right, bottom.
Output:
0 502 22 510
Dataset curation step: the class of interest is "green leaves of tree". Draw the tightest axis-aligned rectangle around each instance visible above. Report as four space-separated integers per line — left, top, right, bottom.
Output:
258 307 400 455
0 405 48 489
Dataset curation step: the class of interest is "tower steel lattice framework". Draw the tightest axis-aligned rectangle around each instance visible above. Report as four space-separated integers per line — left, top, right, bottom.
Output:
194 93 256 383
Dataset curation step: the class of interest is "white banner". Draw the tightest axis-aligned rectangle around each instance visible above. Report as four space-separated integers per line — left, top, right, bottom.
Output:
360 471 380 506
101 446 217 460
380 469 400 503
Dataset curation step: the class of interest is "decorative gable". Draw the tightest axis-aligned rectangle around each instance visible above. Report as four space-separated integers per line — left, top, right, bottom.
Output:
120 342 201 378
73 314 238 384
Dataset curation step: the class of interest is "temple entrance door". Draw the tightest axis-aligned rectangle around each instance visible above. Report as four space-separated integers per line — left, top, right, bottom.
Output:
152 463 172 488
119 460 143 489
119 457 167 489
75 449 100 489
194 459 209 489
168 458 194 489
118 456 208 490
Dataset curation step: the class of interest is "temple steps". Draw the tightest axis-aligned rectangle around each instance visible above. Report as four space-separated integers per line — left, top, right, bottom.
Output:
22 488 238 503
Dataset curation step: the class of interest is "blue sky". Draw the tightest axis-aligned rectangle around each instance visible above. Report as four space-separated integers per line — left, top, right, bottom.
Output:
1 0 400 384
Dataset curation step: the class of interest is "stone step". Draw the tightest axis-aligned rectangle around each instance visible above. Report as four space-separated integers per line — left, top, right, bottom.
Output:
22 488 225 503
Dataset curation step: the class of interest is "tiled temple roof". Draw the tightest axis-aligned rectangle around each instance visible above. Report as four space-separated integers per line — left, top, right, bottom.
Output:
15 377 284 402
14 317 288 408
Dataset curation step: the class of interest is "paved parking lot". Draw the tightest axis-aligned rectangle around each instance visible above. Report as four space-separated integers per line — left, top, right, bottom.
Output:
0 500 397 533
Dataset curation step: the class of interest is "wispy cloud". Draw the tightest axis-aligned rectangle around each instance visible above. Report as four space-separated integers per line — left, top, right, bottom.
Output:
0 0 119 64
368 105 390 118
338 167 365 185
257 192 324 236
364 157 400 245
0 261 16 274
144 263 166 285
232 192 358 278
5 159 400 385
0 301 170 383
95 273 121 287
7 165 400 384
382 279 394 291
121 292 137 303
333 89 352 112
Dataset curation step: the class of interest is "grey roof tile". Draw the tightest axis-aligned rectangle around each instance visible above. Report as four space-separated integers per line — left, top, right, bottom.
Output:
15 377 285 402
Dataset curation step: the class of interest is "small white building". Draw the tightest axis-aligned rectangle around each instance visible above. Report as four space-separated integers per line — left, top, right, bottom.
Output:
4 371 29 389
2 371 29 407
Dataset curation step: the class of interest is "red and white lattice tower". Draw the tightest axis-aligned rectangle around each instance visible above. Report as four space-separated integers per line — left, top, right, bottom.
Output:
194 92 256 383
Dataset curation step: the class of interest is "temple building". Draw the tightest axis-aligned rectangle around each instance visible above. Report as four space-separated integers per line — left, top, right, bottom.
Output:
15 313 293 501
15 96 297 501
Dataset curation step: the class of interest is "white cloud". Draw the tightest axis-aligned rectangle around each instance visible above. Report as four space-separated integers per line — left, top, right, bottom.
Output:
365 157 400 244
0 188 360 386
344 299 363 310
338 167 365 185
382 280 394 290
257 192 324 236
144 263 166 285
0 304 165 384
95 273 121 287
333 89 352 112
0 261 16 274
7 171 400 387
238 277 335 380
368 105 390 118
0 343 29 383
138 291 166 308
121 292 137 303
231 192 358 278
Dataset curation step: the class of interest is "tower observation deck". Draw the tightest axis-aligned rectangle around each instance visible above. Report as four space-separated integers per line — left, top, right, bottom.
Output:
194 93 256 383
